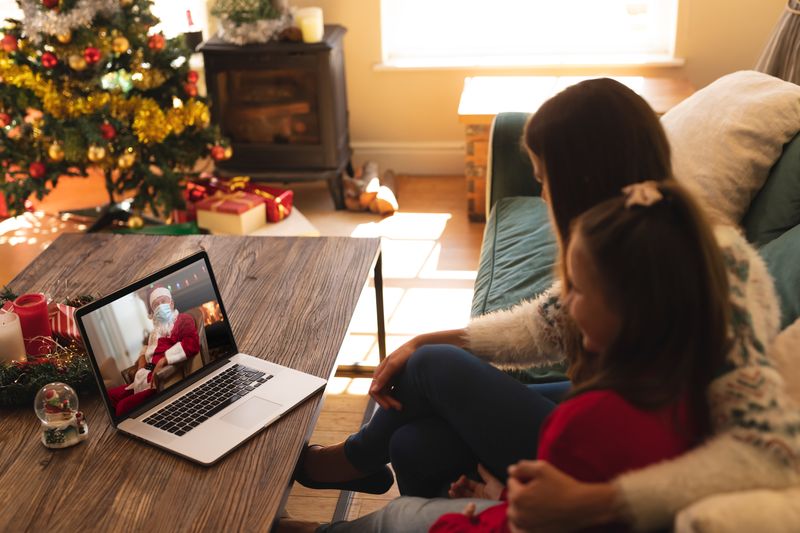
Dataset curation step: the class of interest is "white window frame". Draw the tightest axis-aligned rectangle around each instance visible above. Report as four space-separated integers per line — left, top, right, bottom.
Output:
380 0 681 69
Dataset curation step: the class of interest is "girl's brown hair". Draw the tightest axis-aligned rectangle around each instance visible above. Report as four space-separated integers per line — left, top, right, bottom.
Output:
567 180 730 440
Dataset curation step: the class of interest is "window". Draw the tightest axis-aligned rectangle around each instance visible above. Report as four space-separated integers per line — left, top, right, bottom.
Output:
381 0 680 68
0 0 22 21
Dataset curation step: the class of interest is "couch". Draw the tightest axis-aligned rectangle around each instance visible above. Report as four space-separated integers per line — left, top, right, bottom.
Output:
471 110 800 382
469 72 800 530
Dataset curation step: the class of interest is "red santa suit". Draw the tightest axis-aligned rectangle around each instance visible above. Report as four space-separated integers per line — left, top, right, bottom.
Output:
108 313 200 417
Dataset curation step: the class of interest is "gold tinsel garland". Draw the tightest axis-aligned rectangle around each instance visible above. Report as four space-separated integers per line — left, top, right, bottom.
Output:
0 54 211 144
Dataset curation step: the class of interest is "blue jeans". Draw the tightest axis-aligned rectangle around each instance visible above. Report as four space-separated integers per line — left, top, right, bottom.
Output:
343 345 568 497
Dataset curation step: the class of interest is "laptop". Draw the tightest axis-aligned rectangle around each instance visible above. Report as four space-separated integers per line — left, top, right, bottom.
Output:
76 250 327 465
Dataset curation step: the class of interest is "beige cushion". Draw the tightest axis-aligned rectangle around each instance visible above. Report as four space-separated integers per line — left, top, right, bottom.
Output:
661 71 800 223
675 487 800 533
772 318 800 404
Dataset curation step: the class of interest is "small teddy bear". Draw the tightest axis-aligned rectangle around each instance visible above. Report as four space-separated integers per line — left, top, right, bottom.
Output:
343 161 399 215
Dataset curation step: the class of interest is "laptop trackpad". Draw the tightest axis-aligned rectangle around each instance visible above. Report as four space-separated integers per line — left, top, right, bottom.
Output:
222 397 282 429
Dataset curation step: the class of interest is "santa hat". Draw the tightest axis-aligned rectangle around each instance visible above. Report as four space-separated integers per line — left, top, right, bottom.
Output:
148 286 172 308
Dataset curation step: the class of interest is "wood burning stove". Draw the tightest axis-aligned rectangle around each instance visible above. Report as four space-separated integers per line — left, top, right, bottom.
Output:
199 26 352 208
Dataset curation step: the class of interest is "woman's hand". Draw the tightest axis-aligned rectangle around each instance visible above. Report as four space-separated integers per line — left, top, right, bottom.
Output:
505 461 622 532
369 339 418 410
449 464 504 500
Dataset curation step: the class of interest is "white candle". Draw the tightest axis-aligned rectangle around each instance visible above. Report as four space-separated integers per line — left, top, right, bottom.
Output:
296 7 324 43
0 311 27 364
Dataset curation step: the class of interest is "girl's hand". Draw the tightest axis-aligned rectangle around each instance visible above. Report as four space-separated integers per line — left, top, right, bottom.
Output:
449 464 504 500
462 502 477 521
506 460 621 532
369 339 419 410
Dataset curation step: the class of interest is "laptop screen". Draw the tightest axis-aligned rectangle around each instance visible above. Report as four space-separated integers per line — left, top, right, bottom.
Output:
80 254 237 421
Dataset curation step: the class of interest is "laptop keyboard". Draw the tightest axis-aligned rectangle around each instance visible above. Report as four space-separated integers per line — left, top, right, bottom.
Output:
142 364 273 436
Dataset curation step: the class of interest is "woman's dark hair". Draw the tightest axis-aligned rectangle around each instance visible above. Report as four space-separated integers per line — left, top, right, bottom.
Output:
524 78 673 254
567 180 730 440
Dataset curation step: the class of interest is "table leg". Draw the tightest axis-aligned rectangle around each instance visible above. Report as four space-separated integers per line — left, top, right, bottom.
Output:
374 252 386 362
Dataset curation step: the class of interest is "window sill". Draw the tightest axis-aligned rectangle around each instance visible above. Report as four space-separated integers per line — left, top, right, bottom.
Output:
374 55 685 71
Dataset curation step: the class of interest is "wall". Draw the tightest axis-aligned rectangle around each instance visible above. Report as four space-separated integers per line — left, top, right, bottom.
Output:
284 0 787 174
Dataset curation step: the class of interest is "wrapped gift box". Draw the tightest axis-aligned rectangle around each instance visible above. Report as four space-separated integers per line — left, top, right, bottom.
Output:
196 191 266 235
172 176 224 223
48 303 81 342
226 177 293 223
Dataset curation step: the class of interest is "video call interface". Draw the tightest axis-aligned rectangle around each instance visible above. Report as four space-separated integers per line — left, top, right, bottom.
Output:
82 259 234 417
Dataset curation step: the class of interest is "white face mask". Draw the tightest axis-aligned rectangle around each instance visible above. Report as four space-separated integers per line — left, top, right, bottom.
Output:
153 303 173 324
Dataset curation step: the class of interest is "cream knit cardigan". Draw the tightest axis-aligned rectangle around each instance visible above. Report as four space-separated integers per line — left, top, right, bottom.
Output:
465 225 800 531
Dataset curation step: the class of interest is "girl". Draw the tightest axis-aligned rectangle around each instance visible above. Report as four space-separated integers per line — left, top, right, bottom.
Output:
294 79 799 530
429 179 729 532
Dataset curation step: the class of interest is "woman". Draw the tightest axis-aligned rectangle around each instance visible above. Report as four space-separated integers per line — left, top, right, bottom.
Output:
294 79 800 531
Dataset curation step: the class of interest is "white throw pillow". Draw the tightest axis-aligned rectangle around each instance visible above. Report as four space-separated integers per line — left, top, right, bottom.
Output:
675 487 800 533
661 71 800 223
772 317 800 404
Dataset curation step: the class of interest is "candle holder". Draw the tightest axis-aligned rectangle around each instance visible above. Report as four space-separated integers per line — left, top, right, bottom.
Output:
13 293 53 358
0 311 26 364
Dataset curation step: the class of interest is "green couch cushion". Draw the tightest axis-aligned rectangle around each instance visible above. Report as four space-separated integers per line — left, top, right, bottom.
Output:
472 196 556 316
759 223 800 329
472 196 567 383
743 132 800 247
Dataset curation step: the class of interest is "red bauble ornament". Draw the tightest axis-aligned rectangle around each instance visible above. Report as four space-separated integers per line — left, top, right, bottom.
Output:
41 52 58 69
210 146 226 161
42 0 59 9
100 122 116 140
0 113 10 128
83 46 101 65
186 70 199 84
1 34 18 53
148 34 165 51
183 82 198 98
29 161 46 179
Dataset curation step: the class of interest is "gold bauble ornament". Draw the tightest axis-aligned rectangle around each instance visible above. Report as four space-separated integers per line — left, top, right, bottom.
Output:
223 146 233 159
68 54 87 72
112 36 130 55
87 145 106 162
56 31 72 44
127 215 144 229
48 143 65 162
117 151 136 169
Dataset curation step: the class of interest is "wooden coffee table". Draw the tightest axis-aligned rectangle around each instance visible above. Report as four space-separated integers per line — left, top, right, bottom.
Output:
0 233 384 531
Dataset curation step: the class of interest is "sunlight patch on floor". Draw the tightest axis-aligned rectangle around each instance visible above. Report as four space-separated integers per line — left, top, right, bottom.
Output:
349 212 452 241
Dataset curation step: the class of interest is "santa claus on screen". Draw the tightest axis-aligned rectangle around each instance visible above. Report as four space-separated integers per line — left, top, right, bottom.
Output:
107 285 200 417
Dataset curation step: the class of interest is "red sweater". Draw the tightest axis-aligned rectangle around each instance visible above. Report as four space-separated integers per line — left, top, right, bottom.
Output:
430 390 695 533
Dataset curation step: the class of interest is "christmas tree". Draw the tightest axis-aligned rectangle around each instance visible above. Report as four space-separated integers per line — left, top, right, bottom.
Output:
0 0 231 220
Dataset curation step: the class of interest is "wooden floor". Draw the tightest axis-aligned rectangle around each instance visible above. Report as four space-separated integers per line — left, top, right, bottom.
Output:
0 173 486 523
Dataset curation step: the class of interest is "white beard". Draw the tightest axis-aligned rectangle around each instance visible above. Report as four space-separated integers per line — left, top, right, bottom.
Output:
144 311 178 362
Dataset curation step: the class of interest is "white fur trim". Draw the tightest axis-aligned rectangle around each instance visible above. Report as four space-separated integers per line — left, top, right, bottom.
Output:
618 434 800 531
465 283 567 368
149 287 172 308
164 342 187 365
